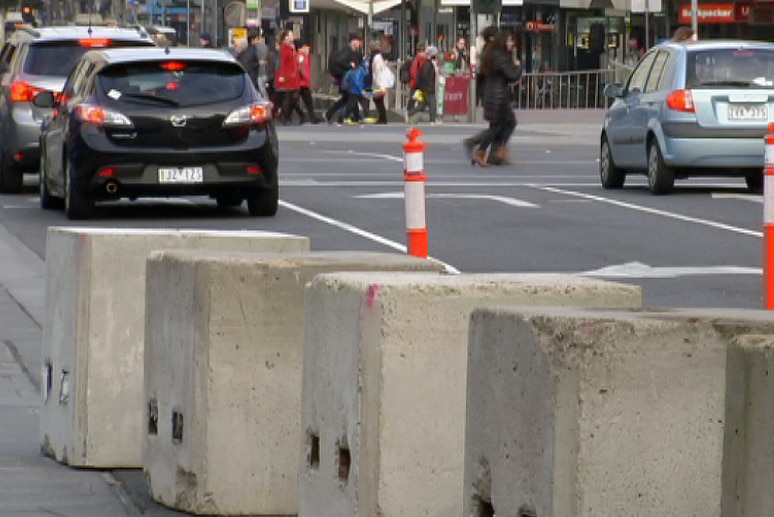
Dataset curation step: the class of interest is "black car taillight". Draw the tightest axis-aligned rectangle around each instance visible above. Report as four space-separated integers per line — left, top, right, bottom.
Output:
222 101 272 127
74 104 133 127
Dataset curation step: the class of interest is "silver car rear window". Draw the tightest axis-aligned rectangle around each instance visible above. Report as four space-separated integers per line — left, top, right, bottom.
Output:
687 48 774 88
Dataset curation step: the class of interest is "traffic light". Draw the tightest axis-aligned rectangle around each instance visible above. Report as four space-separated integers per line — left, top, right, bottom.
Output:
472 0 501 14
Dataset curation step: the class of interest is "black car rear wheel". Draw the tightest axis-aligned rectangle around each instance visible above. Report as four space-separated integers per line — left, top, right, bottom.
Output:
600 135 625 189
64 160 93 220
39 168 61 210
647 142 674 195
247 183 278 217
0 151 23 194
745 170 763 193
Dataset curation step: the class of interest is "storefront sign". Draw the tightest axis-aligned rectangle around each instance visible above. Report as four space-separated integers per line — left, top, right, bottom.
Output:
679 3 736 23
525 21 556 32
735 1 751 20
444 76 469 116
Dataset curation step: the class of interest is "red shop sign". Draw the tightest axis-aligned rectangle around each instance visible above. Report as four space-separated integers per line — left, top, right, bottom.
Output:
736 1 751 21
525 21 556 32
444 76 470 116
679 3 736 22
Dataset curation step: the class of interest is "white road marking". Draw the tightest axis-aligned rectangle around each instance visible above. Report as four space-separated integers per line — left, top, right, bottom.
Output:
278 200 460 274
355 192 539 208
580 261 760 278
321 150 403 162
711 193 763 203
533 185 762 238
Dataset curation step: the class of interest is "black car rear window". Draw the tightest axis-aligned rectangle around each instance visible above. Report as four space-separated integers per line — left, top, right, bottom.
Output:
687 48 774 88
23 40 154 76
97 61 246 107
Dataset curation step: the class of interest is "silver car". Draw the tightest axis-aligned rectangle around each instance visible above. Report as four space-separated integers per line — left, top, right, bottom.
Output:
0 25 155 193
600 39 774 194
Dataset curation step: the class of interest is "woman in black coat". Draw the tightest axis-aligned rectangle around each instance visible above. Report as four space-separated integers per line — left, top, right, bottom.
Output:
480 29 522 165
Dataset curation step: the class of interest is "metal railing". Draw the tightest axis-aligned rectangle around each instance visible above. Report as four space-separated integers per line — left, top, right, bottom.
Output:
312 65 625 115
512 69 617 110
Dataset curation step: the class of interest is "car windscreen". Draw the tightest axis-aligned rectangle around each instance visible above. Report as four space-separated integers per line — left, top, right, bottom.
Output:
97 60 247 107
23 40 154 76
687 48 774 88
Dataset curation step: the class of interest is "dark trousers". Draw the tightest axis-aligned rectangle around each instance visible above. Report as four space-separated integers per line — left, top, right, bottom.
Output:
407 89 436 122
373 95 387 123
326 89 349 122
344 93 363 122
492 109 517 149
292 87 320 123
279 90 300 124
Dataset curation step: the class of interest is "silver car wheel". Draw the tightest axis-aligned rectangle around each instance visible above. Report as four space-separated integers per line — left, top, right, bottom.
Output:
647 142 674 195
600 136 625 189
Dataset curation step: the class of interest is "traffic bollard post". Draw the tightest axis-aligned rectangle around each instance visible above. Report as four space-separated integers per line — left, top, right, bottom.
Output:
765 123 774 309
403 128 428 259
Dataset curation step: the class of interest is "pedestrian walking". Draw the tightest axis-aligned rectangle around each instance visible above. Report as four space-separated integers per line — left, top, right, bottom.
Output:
199 31 214 48
252 30 270 94
275 29 301 125
369 39 394 124
295 44 323 123
325 33 363 125
463 25 498 166
235 34 260 88
485 29 522 164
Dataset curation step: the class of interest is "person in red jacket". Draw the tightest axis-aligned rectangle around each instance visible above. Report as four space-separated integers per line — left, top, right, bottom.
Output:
275 29 301 125
293 44 323 123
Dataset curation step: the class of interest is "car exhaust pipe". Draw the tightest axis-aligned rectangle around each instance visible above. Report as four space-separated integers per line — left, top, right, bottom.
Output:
105 181 118 194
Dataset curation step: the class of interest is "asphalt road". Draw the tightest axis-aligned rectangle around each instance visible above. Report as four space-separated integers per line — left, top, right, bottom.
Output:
0 121 764 309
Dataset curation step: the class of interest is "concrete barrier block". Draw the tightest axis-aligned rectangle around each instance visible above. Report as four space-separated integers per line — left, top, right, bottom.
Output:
299 273 642 517
722 333 774 516
464 306 774 517
40 228 309 468
143 251 444 516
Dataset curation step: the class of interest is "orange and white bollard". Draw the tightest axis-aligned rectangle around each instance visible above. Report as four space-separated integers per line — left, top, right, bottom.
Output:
403 128 428 258
764 123 774 309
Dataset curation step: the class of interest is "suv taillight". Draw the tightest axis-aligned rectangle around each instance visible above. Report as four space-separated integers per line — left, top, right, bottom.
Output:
74 104 133 127
223 101 273 127
11 81 44 102
666 89 695 113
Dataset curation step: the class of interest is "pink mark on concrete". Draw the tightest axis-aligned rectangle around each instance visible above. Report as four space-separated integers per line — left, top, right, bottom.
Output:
366 284 381 308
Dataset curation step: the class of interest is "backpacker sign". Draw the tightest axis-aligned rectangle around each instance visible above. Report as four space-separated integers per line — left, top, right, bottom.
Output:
678 3 736 23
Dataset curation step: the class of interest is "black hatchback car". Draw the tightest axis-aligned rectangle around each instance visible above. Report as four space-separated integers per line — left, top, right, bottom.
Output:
35 47 278 219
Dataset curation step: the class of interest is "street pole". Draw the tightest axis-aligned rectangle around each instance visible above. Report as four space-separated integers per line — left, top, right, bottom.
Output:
186 0 190 46
691 0 697 35
644 0 649 49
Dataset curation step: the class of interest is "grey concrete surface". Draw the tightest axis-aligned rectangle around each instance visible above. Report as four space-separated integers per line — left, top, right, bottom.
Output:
0 109 608 516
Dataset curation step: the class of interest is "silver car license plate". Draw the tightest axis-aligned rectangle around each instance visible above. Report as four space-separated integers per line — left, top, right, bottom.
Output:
728 104 768 121
158 167 204 183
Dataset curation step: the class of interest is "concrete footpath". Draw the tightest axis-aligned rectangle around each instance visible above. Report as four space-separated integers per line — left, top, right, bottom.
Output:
0 112 605 516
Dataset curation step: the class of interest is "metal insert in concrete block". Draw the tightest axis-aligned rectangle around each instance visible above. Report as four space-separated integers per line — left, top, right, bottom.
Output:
143 251 444 516
464 306 774 517
40 228 309 468
299 273 642 517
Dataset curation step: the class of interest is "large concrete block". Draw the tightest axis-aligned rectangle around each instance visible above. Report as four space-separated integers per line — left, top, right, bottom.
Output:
40 228 309 468
464 306 774 517
143 251 444 516
299 273 642 517
722 333 774 516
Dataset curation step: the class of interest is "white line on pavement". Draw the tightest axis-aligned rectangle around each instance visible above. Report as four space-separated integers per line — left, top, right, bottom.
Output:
711 193 763 203
278 200 460 274
532 185 762 238
355 192 539 208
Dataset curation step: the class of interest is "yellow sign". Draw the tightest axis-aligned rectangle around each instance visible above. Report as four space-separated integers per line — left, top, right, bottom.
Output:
229 27 247 47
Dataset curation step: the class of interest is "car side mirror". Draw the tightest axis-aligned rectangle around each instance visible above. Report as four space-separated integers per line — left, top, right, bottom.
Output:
603 83 624 98
32 91 55 108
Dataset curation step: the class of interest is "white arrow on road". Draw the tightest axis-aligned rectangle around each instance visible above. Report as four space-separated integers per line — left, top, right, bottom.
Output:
355 192 539 208
580 261 760 279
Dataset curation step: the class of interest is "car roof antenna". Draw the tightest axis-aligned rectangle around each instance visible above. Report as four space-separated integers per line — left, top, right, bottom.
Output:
165 46 170 55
